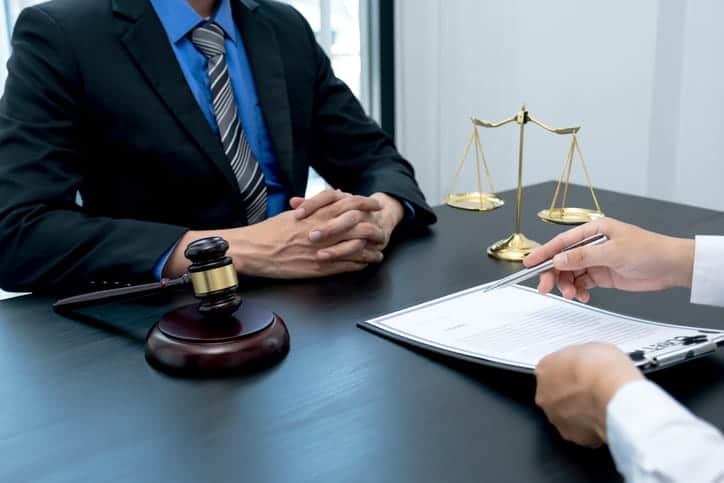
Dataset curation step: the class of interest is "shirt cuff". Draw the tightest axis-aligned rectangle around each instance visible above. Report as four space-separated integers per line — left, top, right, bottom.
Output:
691 235 724 307
152 238 181 280
401 200 416 222
607 380 682 478
606 379 724 482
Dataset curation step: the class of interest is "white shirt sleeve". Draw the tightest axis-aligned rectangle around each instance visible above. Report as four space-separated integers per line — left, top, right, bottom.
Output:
606 379 724 483
691 236 724 307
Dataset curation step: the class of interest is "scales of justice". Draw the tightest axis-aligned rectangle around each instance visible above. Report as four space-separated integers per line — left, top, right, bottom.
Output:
446 104 605 262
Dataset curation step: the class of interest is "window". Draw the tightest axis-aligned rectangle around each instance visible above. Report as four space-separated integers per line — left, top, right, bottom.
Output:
4 0 30 22
281 0 371 197
0 0 28 86
283 0 362 98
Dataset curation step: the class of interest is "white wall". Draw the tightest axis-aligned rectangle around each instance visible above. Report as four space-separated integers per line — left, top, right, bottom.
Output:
673 1 724 210
396 0 724 211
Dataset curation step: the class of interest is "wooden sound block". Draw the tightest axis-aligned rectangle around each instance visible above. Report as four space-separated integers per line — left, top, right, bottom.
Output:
145 301 290 376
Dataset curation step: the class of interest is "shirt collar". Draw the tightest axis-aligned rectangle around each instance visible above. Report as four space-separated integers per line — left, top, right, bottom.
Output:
152 0 239 45
213 0 239 44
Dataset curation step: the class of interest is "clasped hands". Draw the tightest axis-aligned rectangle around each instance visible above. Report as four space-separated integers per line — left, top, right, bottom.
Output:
249 189 404 278
164 189 404 279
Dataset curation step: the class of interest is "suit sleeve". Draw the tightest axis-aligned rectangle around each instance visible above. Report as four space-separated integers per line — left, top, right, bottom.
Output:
0 7 187 292
302 18 436 226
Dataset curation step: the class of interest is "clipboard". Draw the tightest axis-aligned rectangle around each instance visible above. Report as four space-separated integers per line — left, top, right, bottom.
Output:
358 284 724 374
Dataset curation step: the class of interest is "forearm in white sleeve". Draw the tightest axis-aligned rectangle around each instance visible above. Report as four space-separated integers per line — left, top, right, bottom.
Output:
606 379 724 483
691 236 724 307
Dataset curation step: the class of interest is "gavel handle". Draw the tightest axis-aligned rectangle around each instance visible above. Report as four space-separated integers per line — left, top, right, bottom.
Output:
53 273 191 311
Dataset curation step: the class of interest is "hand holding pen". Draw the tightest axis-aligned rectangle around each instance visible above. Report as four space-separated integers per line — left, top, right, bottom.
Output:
484 233 608 293
523 218 696 303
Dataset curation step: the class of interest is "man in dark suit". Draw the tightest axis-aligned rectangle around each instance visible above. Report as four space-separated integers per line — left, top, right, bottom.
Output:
0 0 435 292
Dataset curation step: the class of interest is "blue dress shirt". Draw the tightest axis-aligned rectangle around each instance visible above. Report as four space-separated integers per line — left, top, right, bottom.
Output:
150 0 286 277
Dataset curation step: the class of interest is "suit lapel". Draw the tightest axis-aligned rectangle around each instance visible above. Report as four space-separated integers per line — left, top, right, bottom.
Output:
112 0 242 198
231 0 296 193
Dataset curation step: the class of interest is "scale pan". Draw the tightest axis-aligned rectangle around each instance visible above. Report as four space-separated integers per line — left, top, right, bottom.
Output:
445 192 504 211
538 207 605 225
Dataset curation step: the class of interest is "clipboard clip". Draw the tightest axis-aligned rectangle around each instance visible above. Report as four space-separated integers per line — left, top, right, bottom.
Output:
629 336 717 369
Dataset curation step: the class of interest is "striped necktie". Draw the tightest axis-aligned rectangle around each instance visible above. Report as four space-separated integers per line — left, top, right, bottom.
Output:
191 22 267 224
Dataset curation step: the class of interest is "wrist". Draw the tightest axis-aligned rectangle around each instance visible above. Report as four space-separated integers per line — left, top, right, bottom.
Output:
164 227 248 277
163 230 200 277
371 192 404 230
226 225 267 276
591 367 643 441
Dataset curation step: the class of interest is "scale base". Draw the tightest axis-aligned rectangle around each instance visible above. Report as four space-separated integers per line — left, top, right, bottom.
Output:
487 232 541 262
445 192 504 211
538 207 605 225
145 301 290 376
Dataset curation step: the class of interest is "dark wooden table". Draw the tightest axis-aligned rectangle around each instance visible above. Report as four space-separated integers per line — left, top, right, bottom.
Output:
2 182 723 483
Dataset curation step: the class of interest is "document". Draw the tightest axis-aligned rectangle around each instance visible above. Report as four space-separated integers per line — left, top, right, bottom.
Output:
360 285 724 373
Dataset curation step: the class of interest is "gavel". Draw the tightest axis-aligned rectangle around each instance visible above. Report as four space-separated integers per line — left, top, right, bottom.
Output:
184 236 241 316
55 236 239 314
54 237 290 376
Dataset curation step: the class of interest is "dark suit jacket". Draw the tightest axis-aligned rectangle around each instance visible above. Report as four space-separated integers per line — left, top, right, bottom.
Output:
0 0 435 292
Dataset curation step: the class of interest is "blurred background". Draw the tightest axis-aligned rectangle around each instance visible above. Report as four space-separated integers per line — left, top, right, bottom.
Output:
395 0 724 215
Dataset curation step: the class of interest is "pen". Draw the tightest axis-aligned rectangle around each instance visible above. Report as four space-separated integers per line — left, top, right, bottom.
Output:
483 233 609 292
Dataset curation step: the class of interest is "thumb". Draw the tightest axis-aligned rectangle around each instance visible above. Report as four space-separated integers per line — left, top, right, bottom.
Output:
289 197 305 209
553 245 609 271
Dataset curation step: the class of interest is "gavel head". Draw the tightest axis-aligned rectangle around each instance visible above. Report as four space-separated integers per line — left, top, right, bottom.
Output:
184 237 242 318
